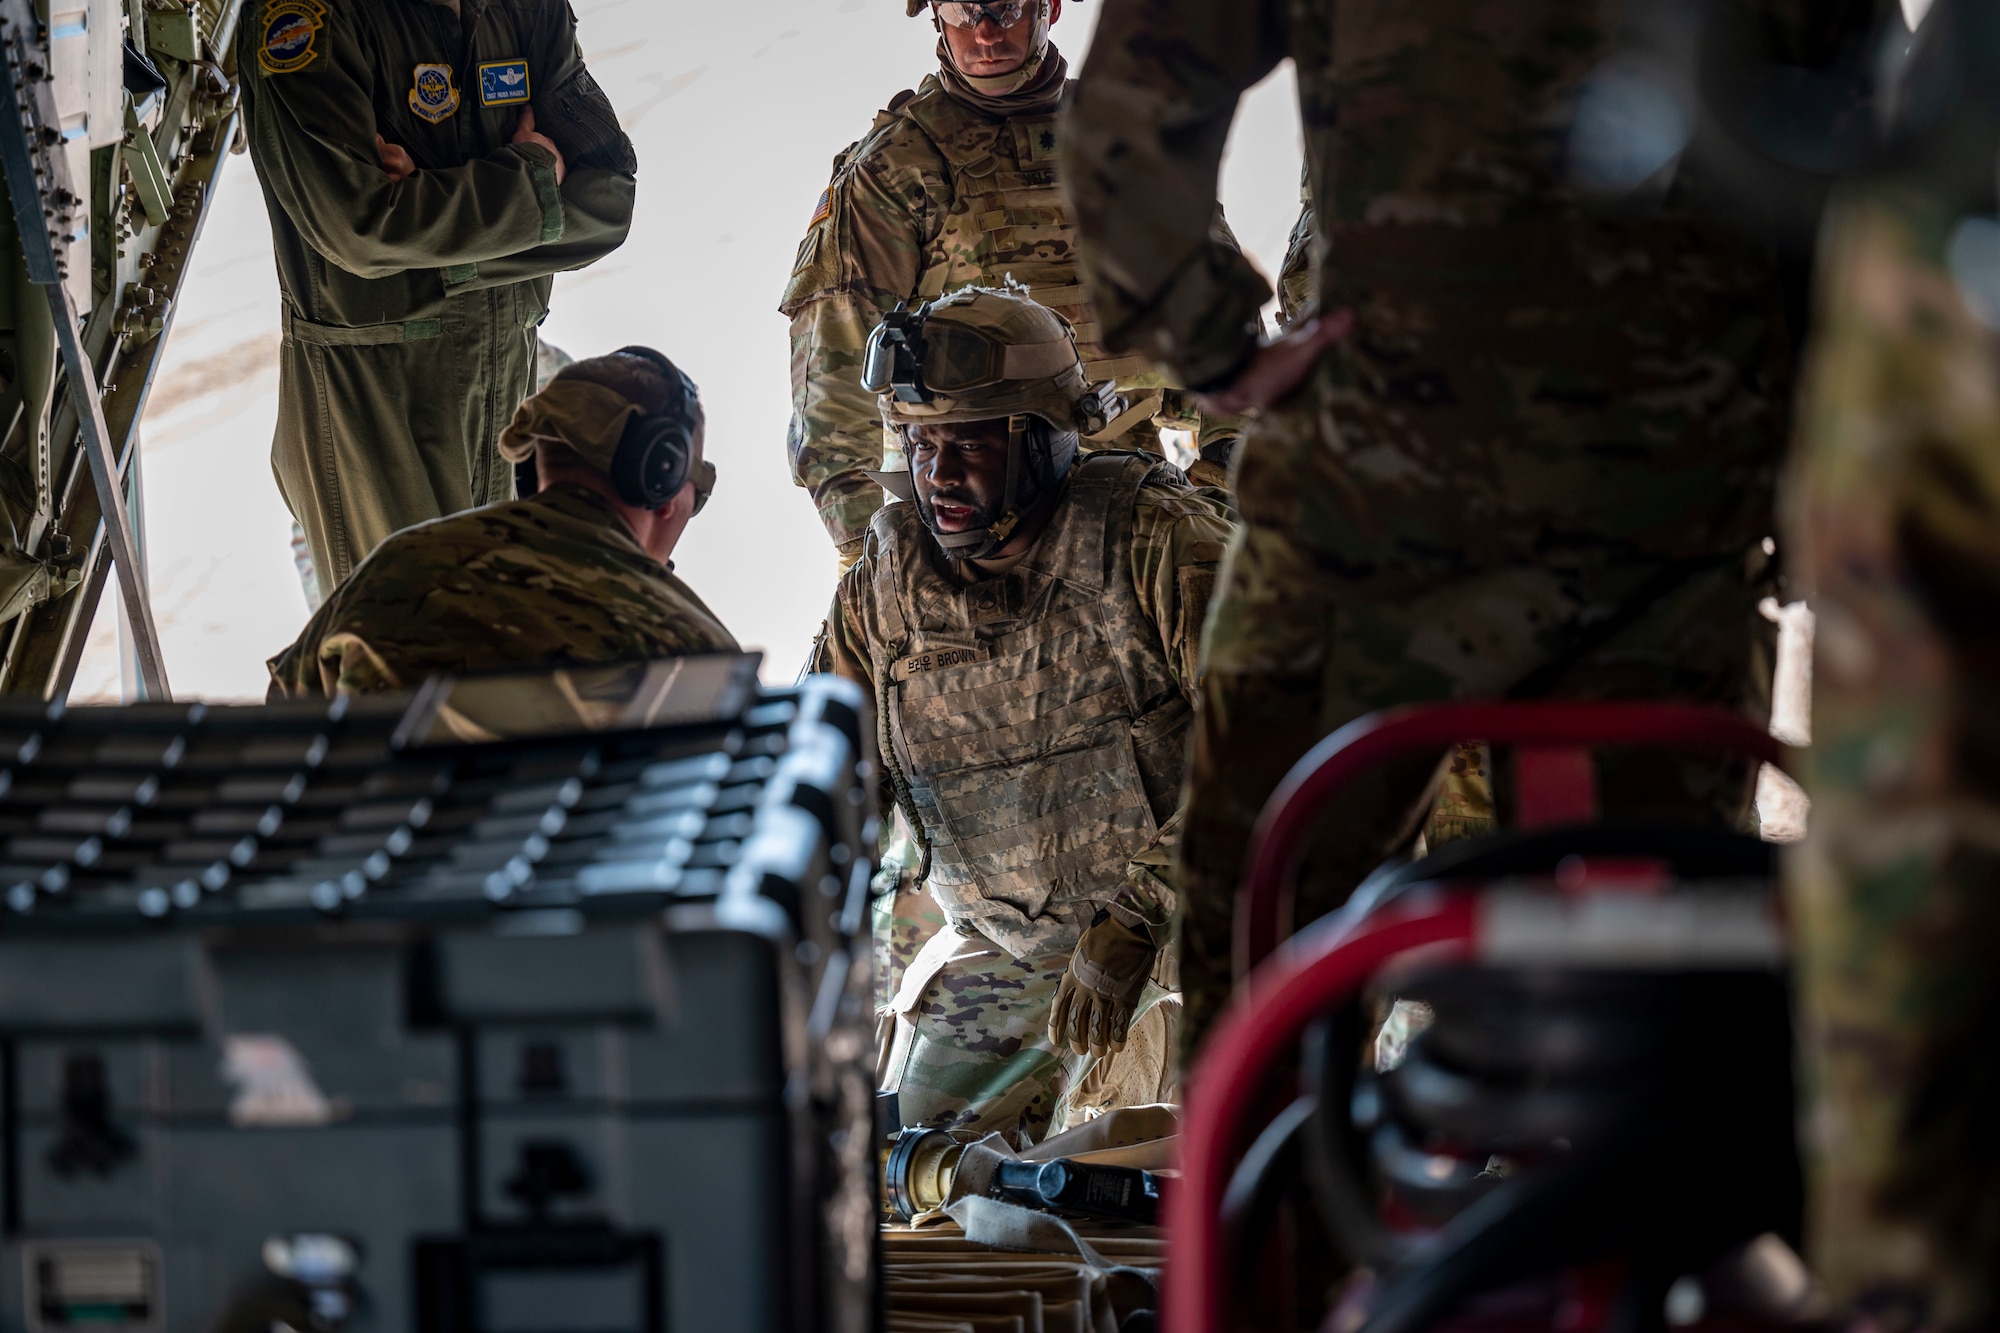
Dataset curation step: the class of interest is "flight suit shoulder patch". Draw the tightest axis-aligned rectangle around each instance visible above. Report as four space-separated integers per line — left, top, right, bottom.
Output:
258 0 325 75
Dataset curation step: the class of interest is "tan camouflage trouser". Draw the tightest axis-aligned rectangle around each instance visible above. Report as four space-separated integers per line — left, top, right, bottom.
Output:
873 885 949 1013
878 922 1178 1151
1176 519 1774 1058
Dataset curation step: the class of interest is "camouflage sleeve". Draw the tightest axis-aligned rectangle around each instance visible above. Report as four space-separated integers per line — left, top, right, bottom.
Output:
265 630 324 701
1277 200 1316 328
265 610 407 700
313 634 408 697
1787 185 2000 1320
810 568 906 834
1128 481 1236 698
1058 0 1283 389
780 122 943 553
1117 481 1237 930
809 583 875 695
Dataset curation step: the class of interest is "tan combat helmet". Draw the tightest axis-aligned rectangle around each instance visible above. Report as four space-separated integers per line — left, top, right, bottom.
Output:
862 284 1119 558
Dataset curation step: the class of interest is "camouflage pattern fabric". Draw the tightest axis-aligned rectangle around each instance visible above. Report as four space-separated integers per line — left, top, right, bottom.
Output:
778 51 1241 557
1059 0 1835 1054
1276 186 1499 848
1276 202 1315 328
1176 518 1775 1048
268 482 737 698
817 463 1231 1141
881 922 1176 1147
1276 163 1315 328
816 465 1235 951
1275 184 1501 851
1424 744 1495 848
239 0 636 596
874 883 948 1012
1785 185 2000 1326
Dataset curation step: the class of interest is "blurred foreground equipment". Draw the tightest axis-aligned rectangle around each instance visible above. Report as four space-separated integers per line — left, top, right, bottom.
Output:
1173 703 1810 1333
0 656 879 1333
0 0 243 700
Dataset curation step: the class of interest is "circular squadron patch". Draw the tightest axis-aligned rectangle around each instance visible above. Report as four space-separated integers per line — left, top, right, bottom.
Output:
258 0 324 75
409 63 461 124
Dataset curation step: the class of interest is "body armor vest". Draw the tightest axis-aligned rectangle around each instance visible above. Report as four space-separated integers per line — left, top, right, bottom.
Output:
895 82 1164 392
867 453 1191 959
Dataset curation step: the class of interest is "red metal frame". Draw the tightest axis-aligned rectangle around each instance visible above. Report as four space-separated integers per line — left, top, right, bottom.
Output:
1165 891 1479 1333
1237 702 1782 972
1171 703 1788 1333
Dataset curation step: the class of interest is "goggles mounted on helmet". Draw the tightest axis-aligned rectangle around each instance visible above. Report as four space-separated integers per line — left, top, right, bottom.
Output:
862 305 929 404
862 285 1118 561
862 302 1079 404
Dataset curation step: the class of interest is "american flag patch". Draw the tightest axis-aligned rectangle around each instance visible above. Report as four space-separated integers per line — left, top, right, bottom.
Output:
810 187 832 227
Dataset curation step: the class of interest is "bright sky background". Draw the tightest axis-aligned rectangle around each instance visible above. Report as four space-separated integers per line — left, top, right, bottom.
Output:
75 0 1304 702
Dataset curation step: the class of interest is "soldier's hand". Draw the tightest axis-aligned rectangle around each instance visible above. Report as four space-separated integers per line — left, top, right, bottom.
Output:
1195 309 1353 417
1048 910 1158 1059
374 135 416 183
511 107 567 186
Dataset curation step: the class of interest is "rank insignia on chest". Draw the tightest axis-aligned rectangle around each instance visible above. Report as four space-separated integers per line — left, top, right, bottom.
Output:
409 63 461 123
478 59 531 107
258 0 324 74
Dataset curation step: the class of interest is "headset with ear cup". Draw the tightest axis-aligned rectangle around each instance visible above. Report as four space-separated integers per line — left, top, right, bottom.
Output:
607 345 703 509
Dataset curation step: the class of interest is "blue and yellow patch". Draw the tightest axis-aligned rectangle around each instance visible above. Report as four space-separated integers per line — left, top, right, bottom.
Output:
258 0 323 74
409 63 461 124
478 59 531 107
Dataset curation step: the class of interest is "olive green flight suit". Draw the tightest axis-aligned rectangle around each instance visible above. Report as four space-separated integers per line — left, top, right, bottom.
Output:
238 0 636 598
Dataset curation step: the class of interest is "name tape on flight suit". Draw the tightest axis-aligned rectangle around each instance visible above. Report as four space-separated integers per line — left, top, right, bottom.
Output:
479 60 531 106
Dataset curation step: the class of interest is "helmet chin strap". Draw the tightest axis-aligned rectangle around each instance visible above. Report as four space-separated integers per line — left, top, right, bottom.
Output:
929 414 1030 561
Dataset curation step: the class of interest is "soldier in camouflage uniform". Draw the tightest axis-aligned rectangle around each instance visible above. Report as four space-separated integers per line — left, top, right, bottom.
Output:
240 0 637 600
1276 175 1315 329
1271 178 1498 850
1061 0 1828 1052
812 287 1234 1147
780 0 1240 568
269 350 734 698
1785 184 2000 1326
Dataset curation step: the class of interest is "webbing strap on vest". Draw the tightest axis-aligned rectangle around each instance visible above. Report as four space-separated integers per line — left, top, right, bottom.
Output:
868 455 1189 958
